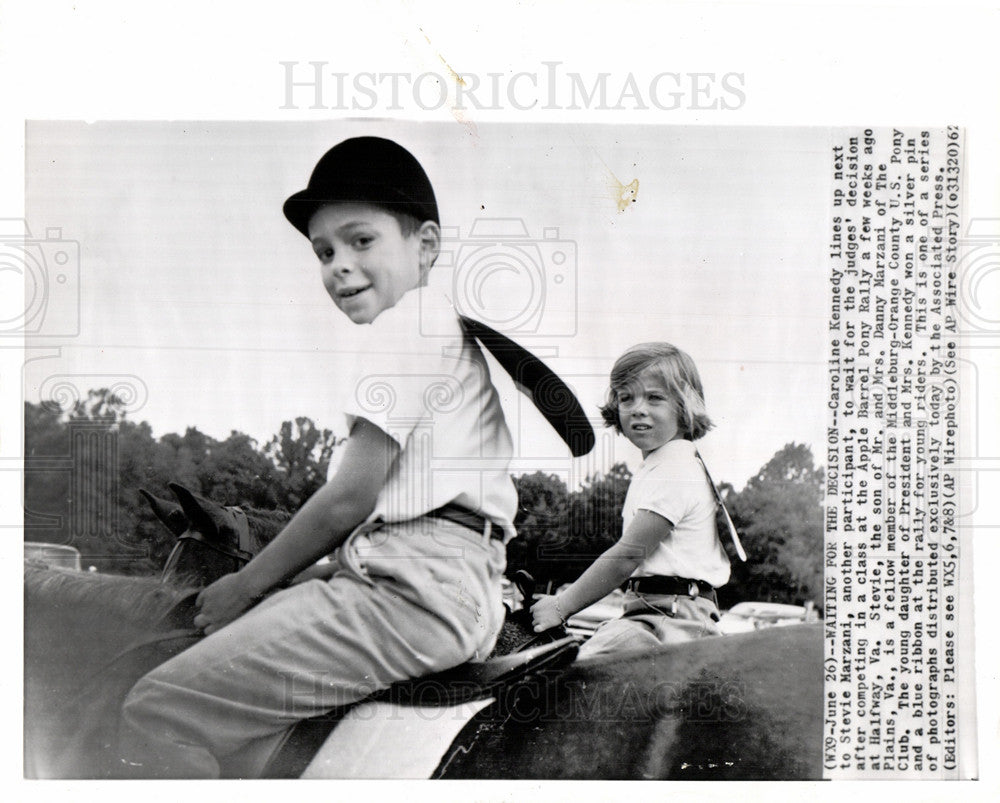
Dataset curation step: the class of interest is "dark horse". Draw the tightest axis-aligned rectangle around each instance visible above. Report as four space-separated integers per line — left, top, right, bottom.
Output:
139 483 292 587
24 486 823 779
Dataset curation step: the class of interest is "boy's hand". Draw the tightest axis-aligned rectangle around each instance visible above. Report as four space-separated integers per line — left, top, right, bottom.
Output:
531 594 566 633
193 572 260 635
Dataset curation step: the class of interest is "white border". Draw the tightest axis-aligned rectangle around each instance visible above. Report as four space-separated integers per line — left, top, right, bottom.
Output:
4 1 998 800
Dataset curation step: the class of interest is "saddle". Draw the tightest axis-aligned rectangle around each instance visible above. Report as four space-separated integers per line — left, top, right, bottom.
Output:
262 632 579 778
81 589 578 779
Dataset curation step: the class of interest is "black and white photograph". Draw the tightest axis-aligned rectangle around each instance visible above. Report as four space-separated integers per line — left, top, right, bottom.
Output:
22 120 834 780
4 1 998 799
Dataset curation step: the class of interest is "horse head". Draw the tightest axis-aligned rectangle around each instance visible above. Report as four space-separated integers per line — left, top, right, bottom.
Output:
142 484 264 587
138 488 189 536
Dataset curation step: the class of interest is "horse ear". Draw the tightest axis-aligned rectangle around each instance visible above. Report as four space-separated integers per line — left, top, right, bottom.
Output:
139 489 189 536
168 483 224 542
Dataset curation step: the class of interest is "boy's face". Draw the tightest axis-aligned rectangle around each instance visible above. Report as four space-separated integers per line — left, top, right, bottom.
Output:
615 369 682 456
308 203 435 324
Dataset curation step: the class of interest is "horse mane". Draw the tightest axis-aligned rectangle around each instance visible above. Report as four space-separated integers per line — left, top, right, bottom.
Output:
25 563 196 626
244 507 292 553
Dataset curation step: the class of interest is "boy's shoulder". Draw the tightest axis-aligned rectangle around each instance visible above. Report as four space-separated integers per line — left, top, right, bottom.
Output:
336 291 475 421
363 289 462 350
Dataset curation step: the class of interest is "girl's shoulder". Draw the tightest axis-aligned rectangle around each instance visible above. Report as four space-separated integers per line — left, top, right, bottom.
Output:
639 442 712 498
642 440 701 476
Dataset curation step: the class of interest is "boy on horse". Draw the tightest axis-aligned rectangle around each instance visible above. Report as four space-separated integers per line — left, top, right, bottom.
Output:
119 137 519 777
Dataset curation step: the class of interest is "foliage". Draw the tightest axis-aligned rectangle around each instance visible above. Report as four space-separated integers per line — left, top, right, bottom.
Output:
718 443 825 608
24 390 824 605
508 445 824 609
264 418 342 510
23 389 341 575
507 464 631 589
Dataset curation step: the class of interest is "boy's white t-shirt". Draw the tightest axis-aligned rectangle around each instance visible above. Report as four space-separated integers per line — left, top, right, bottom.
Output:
622 439 731 587
329 289 518 542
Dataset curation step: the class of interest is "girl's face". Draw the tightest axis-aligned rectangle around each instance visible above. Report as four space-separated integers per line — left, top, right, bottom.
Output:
615 368 683 457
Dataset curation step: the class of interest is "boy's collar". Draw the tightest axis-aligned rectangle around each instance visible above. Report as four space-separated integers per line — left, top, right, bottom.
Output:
353 286 424 329
341 286 458 344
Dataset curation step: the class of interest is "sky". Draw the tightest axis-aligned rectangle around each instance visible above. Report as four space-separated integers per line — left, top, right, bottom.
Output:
23 121 830 489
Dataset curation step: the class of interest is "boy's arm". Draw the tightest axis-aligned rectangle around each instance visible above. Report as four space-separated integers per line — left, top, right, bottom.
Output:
194 417 399 634
531 510 670 632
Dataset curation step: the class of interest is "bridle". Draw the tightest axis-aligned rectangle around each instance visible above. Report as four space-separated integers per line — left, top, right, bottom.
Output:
161 507 255 577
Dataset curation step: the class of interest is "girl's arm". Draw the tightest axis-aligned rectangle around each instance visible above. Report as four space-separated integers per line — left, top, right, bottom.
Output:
194 417 399 634
531 509 672 632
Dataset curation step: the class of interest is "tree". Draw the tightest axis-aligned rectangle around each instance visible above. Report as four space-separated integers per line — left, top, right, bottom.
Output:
24 392 300 574
24 390 163 572
66 387 128 424
156 428 207 491
265 417 342 510
197 431 282 510
507 472 569 586
561 462 631 581
719 443 824 608
507 464 631 589
23 401 72 542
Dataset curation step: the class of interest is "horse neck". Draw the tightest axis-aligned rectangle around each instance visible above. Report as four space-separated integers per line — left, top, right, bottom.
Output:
161 545 240 588
26 565 194 635
244 508 291 552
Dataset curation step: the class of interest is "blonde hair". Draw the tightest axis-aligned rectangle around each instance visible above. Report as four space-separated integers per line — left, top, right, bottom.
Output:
599 342 713 441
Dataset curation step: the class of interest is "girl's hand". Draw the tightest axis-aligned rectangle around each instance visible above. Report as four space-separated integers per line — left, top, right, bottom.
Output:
531 594 566 632
193 572 259 635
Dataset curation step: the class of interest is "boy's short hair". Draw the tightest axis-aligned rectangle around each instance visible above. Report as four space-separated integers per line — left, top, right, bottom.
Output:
383 209 424 237
283 136 438 238
599 342 714 441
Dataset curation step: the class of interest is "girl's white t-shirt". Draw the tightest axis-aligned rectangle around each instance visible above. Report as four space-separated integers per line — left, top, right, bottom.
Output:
622 439 731 587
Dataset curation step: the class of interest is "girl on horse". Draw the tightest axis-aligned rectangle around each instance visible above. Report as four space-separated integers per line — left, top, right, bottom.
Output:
532 342 734 659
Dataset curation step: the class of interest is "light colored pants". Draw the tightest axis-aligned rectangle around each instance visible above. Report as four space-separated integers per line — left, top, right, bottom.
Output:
577 590 722 660
120 517 506 778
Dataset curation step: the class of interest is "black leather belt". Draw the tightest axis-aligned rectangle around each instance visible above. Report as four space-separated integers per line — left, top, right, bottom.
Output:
627 575 717 603
427 503 504 540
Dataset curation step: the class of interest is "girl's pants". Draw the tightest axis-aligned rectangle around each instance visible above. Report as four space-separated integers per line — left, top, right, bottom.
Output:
577 589 722 660
119 517 506 778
